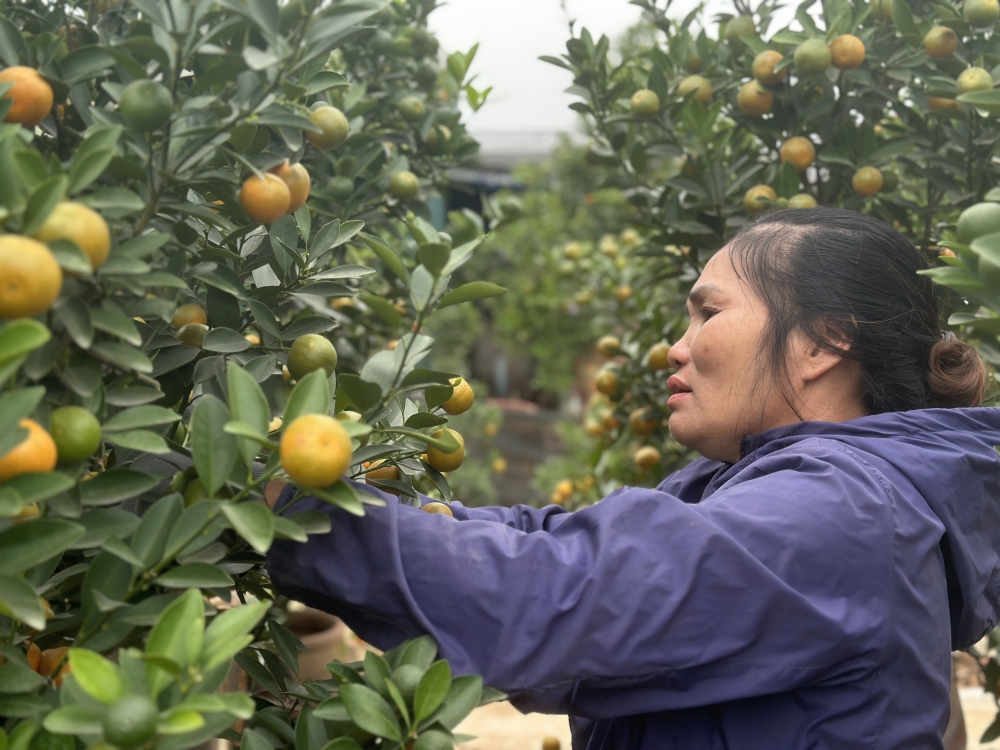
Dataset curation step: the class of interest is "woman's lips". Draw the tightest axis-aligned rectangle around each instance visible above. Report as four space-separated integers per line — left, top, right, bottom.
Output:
667 376 691 408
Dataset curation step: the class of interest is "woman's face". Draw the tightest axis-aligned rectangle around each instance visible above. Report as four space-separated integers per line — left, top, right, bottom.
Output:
667 248 797 462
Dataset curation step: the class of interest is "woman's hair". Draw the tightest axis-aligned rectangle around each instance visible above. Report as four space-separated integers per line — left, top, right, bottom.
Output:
726 207 986 414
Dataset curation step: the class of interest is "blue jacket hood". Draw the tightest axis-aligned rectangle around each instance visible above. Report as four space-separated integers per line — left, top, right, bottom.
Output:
733 407 1000 649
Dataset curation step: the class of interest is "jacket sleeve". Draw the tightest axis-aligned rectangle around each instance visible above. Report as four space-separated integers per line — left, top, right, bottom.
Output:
266 441 895 719
446 500 571 532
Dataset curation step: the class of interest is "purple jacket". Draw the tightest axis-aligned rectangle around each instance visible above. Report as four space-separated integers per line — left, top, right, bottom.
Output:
267 408 1000 749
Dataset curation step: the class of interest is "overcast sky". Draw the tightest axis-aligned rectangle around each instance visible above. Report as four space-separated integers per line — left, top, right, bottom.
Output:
428 0 706 138
425 0 813 162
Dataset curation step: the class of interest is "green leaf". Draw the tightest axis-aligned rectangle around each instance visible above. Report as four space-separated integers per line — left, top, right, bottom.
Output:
103 429 171 455
81 187 145 213
59 45 116 84
363 650 391 696
983 714 1000 743
0 661 46 694
283 369 332 425
0 519 85 575
119 232 169 258
417 243 450 277
319 740 363 750
361 233 409 282
68 649 125 704
203 328 251 353
221 502 275 553
155 563 234 589
132 493 183 567
90 301 142 346
0 693 49 718
357 293 401 327
431 675 482 730
223 420 274 446
0 320 50 368
227 361 270 464
478 686 507 705
313 697 351 722
178 692 254 719
101 405 182 432
288 510 331 535
191 395 239 496
201 600 269 671
90 342 154 373
0 386 45 455
234 652 284 698
248 300 282 340
21 175 69 236
71 508 141 549
80 469 159 507
241 727 276 750
146 589 205 696
436 282 507 309
413 661 451 724
0 18 29 68
157 710 205 735
311 264 375 281
272 514 309 541
267 619 303 679
336 373 382 411
0 575 45 630
68 147 115 195
306 71 349 94
42 705 104 736
55 297 94 349
378 427 458 453
398 636 438 671
0 474 68 509
339 683 402 742
310 481 366 516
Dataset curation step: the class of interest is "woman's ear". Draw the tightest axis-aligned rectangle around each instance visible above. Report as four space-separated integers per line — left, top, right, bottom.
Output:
790 323 851 384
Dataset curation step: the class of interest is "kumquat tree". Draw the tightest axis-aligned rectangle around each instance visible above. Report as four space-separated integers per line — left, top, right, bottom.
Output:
0 0 507 748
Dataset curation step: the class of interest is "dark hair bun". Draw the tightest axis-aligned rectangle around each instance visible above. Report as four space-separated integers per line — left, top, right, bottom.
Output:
927 338 987 409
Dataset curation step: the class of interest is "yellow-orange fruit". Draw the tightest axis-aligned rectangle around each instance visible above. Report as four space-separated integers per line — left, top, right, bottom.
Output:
852 166 884 196
271 160 311 213
240 172 291 224
597 335 620 358
629 408 658 436
736 80 773 116
677 75 712 105
780 136 816 172
0 419 57 482
752 50 786 86
924 26 959 60
647 342 671 370
830 34 865 70
26 643 42 672
634 446 662 471
743 184 777 214
32 202 111 271
929 97 961 112
0 67 53 127
280 414 353 489
39 646 71 686
0 236 63 320
441 377 475 415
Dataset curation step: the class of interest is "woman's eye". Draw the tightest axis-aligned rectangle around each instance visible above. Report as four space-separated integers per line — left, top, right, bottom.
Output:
700 307 719 320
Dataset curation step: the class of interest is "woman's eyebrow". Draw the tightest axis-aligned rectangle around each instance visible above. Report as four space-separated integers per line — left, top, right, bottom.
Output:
688 283 723 305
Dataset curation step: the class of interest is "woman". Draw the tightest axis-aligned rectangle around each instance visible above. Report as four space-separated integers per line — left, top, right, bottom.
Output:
268 208 1000 749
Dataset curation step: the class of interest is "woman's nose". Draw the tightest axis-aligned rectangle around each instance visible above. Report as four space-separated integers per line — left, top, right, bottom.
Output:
668 332 691 369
